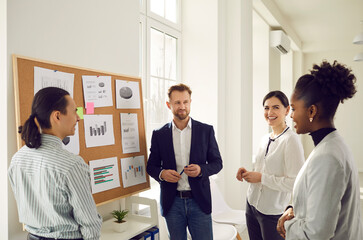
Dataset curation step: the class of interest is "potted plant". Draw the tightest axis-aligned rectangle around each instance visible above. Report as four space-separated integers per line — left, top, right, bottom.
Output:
111 209 129 233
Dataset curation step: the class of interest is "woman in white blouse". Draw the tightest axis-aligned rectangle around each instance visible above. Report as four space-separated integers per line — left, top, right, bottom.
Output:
236 90 305 240
276 61 363 239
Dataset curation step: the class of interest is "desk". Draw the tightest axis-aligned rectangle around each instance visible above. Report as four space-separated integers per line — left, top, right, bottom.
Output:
101 218 156 240
101 196 158 240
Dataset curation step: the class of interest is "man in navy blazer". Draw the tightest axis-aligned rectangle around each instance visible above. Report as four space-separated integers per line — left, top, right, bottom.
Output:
147 83 223 240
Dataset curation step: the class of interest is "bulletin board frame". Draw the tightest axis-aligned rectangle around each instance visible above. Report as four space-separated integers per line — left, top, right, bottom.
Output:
12 55 150 205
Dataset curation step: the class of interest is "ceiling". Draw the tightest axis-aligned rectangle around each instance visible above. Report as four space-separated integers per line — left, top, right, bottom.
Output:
260 0 363 52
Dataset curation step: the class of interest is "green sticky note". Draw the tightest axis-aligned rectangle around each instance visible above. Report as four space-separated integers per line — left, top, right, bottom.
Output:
77 107 84 119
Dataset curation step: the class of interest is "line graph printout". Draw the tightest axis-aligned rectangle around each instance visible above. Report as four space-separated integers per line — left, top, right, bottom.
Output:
120 113 140 153
120 155 146 188
84 114 115 148
89 157 120 194
34 66 74 97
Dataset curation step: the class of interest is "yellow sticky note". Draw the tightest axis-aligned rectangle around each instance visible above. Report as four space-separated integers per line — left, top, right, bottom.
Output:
77 107 84 119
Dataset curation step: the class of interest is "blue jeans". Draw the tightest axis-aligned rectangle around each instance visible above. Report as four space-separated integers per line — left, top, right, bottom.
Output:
164 196 213 240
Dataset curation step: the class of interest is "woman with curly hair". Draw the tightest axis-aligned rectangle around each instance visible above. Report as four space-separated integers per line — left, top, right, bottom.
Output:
276 61 363 239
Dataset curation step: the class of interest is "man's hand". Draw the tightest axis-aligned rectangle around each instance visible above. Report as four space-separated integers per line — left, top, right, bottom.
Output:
277 207 294 239
161 169 181 183
241 171 262 183
236 167 247 181
183 164 201 177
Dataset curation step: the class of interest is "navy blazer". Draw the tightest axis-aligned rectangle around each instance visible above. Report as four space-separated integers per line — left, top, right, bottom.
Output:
146 118 223 216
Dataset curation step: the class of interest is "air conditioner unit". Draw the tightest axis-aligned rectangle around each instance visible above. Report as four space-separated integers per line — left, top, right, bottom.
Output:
270 30 291 54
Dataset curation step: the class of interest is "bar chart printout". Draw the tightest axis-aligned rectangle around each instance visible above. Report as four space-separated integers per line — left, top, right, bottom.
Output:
89 157 120 194
84 114 115 148
121 155 146 188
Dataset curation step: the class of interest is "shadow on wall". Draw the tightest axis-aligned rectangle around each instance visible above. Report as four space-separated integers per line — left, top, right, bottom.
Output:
360 173 363 217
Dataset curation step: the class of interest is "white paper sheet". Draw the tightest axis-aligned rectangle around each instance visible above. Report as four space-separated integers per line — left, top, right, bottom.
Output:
84 114 115 148
115 80 141 109
120 113 140 153
82 75 113 108
34 66 74 97
120 155 146 188
62 123 80 155
89 157 120 194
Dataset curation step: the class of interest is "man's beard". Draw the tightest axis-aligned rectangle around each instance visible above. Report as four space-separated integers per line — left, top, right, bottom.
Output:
174 111 189 120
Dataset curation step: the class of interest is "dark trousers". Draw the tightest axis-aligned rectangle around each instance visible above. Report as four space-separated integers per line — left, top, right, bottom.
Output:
28 233 83 240
246 200 284 240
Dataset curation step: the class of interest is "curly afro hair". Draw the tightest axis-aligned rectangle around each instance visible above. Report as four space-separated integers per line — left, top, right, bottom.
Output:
294 60 356 120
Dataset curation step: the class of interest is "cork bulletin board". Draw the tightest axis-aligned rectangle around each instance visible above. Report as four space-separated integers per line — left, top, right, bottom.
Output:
12 55 150 205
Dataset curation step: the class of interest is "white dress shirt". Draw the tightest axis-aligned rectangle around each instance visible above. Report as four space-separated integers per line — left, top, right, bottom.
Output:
172 118 192 191
8 134 102 240
285 131 363 239
247 127 305 215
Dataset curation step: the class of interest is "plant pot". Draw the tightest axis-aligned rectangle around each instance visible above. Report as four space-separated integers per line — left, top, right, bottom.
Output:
113 220 129 233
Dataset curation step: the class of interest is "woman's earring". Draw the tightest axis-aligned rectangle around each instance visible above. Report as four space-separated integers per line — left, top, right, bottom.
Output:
309 117 313 123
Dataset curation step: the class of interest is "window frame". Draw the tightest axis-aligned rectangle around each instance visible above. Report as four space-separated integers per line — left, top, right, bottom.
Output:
139 1 182 194
146 18 181 99
140 0 146 14
147 0 181 31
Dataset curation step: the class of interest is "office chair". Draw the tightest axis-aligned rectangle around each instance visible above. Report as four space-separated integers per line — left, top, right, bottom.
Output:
187 221 237 240
210 177 246 239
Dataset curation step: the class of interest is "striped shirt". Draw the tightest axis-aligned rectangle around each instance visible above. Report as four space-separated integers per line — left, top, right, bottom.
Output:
8 134 102 240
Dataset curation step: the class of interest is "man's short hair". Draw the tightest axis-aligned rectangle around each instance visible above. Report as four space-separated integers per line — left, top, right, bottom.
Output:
168 83 192 99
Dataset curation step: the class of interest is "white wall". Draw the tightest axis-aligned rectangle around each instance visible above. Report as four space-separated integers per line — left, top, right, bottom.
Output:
280 51 294 128
269 48 281 91
1 0 9 240
183 0 254 210
182 0 219 129
222 0 253 209
303 50 363 171
7 1 139 239
252 11 269 156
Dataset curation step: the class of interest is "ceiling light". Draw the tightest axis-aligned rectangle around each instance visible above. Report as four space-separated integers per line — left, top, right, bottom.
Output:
353 32 363 44
353 20 363 44
353 52 363 62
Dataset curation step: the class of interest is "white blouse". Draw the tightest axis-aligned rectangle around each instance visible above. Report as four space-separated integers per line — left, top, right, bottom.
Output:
285 131 363 239
247 127 305 215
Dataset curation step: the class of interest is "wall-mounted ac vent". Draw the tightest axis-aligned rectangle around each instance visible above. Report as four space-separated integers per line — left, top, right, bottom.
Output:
270 30 291 54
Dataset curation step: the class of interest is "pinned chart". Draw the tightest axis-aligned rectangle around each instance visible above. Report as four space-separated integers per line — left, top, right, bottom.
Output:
121 155 146 188
84 114 115 148
82 75 113 108
120 113 140 153
115 79 141 109
34 66 74 97
89 157 120 194
90 121 107 136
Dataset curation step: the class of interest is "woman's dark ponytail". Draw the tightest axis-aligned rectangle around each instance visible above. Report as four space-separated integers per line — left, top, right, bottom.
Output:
21 114 41 148
19 87 70 149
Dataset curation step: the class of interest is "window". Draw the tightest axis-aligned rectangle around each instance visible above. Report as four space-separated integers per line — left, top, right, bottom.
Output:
148 0 180 30
139 0 181 200
147 19 180 133
140 0 181 139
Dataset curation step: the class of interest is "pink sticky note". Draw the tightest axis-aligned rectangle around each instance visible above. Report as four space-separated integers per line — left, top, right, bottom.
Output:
86 102 94 114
